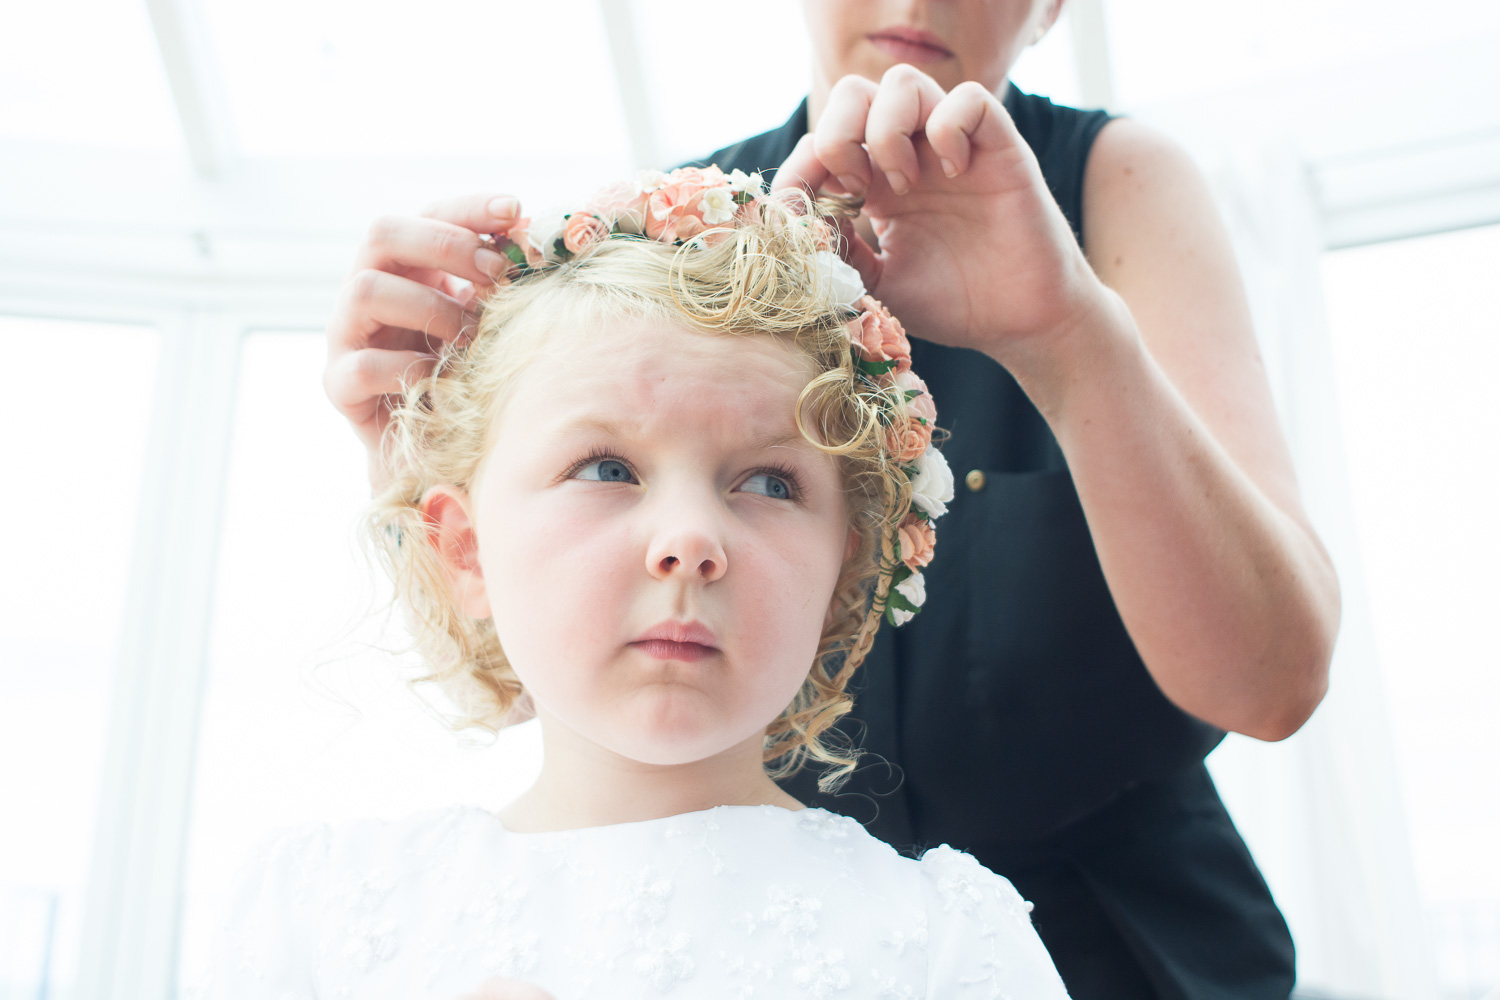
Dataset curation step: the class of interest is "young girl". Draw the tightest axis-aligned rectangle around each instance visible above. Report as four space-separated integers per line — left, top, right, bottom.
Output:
205 166 1069 999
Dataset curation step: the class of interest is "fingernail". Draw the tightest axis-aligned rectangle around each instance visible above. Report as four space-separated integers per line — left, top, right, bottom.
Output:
475 247 509 280
884 170 910 195
941 158 957 179
488 196 518 219
837 173 865 195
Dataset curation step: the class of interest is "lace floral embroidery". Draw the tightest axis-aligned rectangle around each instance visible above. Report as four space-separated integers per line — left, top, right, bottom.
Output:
634 931 695 991
792 945 852 997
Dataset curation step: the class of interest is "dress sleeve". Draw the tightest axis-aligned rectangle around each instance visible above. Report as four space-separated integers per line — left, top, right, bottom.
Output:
197 823 330 1000
920 845 1071 999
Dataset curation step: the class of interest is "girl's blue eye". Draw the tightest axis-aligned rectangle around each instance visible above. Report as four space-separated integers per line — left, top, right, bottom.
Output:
576 458 635 483
741 472 793 500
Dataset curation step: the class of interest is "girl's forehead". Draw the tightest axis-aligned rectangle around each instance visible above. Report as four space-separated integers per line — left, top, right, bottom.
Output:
510 317 816 431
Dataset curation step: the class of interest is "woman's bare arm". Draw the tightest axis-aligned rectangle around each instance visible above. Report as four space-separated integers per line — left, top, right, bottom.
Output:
1020 118 1340 740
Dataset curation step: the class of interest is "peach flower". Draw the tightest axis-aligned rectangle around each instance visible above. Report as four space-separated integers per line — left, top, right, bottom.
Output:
642 166 732 240
896 515 936 570
562 212 610 254
885 415 933 464
586 181 648 234
896 369 937 425
673 215 706 242
497 216 541 267
847 295 911 374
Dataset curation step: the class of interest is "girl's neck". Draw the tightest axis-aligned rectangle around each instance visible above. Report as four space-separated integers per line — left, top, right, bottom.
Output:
496 720 804 834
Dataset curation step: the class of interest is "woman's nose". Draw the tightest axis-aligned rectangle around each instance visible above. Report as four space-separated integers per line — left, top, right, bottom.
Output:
645 514 728 584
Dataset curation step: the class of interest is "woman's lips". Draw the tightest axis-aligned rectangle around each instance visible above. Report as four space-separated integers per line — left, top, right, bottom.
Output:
868 29 954 65
631 639 718 662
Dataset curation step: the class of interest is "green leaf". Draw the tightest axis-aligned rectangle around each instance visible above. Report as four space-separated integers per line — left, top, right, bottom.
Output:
890 562 913 588
502 243 528 268
856 357 898 378
887 588 919 614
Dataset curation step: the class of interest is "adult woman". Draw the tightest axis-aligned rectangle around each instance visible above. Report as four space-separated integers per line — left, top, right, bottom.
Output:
322 2 1340 997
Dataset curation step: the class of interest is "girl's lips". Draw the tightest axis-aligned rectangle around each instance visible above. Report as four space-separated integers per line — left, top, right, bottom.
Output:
630 639 718 662
867 29 954 65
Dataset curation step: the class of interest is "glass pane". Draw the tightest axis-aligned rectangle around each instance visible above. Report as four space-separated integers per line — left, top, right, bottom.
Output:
0 316 159 997
0 0 183 150
200 0 629 158
1321 223 1500 999
1105 0 1500 108
634 0 813 165
177 332 541 989
1009 7 1082 109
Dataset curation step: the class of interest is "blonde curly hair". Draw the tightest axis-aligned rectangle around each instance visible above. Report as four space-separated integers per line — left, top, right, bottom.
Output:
366 190 922 790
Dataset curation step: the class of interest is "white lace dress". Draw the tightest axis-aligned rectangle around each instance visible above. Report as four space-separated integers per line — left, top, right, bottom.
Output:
198 804 1069 1000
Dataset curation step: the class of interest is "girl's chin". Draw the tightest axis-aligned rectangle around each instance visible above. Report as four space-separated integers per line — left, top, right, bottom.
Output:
606 706 762 766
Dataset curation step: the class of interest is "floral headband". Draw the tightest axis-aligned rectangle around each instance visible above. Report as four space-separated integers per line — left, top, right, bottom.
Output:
483 165 954 626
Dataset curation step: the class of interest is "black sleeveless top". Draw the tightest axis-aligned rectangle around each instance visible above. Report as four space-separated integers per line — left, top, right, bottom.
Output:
686 86 1296 1000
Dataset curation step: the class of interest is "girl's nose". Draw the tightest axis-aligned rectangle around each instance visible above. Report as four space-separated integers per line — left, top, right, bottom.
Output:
646 519 728 583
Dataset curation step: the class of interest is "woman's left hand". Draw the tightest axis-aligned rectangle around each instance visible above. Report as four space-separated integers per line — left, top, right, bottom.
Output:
773 66 1106 371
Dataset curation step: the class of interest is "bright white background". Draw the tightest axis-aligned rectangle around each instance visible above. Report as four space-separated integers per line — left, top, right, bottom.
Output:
1 1 1497 998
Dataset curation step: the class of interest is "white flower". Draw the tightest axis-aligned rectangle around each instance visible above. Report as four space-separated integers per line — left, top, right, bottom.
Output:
635 168 668 194
895 571 926 608
890 571 926 626
910 447 954 518
529 207 568 255
727 168 765 196
811 250 866 309
699 186 737 225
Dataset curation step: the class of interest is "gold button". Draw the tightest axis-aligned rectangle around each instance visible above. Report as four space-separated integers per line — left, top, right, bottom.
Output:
965 469 986 492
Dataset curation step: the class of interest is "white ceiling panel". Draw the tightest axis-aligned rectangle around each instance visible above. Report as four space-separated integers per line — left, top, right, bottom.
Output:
199 0 631 158
1105 0 1500 108
0 0 184 150
631 0 812 166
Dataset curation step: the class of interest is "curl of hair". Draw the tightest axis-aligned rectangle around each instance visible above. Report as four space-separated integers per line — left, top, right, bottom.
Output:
366 188 921 792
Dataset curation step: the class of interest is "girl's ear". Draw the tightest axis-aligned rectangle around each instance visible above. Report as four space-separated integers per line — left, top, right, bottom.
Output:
420 485 492 619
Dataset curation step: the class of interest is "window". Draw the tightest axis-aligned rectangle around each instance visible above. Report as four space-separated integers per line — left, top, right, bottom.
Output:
175 331 541 988
1321 223 1500 999
0 316 160 998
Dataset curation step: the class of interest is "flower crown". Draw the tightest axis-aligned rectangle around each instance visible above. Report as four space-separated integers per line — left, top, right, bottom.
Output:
483 165 954 626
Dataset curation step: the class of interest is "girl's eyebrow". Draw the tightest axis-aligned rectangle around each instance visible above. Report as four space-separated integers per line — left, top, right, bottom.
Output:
554 414 809 452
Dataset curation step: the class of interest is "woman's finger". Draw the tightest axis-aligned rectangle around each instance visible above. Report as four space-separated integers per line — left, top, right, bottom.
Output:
405 268 490 309
771 134 833 196
924 81 1022 179
421 192 522 233
809 74 882 195
864 64 947 194
353 215 513 289
330 268 473 354
323 348 438 423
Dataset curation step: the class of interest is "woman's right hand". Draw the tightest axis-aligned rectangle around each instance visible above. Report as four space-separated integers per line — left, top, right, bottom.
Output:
323 193 523 490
